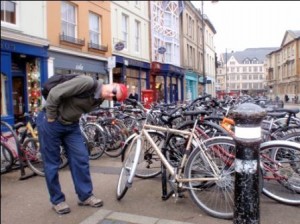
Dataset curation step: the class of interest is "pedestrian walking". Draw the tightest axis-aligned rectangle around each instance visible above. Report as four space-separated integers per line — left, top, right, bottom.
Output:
36 75 128 215
285 94 289 103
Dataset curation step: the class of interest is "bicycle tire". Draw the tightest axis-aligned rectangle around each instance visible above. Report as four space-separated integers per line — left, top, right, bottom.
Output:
116 136 141 200
262 139 300 205
23 138 45 176
104 121 126 157
184 137 235 219
134 131 164 179
1 142 14 174
83 123 106 160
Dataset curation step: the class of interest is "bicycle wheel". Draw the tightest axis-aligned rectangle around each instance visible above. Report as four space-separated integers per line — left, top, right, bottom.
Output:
184 137 235 219
1 142 14 174
262 139 300 205
116 136 141 200
83 123 106 160
104 121 126 157
134 131 164 179
165 120 228 167
23 138 44 176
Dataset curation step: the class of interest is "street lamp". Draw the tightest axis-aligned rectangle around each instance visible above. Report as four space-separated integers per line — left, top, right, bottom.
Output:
225 48 234 96
201 1 206 96
200 1 218 96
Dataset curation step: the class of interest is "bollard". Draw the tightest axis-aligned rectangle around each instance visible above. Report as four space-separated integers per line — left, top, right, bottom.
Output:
231 103 266 224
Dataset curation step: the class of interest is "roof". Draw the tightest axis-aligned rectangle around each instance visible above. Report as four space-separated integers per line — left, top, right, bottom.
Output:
222 47 278 64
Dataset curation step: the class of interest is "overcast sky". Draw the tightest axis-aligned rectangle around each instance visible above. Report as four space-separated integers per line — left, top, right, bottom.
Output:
191 1 300 56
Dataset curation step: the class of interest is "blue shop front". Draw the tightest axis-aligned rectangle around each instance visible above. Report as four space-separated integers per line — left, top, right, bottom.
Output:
1 39 48 125
112 55 150 101
150 62 184 103
185 70 199 100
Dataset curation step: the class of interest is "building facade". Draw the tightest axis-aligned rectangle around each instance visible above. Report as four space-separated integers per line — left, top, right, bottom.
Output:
216 48 277 99
46 1 111 83
265 30 300 101
149 1 185 103
180 1 203 101
1 1 48 125
203 14 217 97
110 1 151 101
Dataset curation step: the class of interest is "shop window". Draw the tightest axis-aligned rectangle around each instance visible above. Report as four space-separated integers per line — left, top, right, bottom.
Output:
26 61 41 112
1 72 8 115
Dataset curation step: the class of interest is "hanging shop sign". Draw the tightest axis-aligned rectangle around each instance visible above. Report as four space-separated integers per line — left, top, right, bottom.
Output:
114 42 125 51
158 46 166 54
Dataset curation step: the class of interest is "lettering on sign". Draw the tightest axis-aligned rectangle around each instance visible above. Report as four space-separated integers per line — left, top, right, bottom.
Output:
75 64 84 70
1 41 16 51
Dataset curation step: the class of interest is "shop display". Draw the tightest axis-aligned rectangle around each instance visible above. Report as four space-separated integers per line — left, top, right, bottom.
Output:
26 60 41 112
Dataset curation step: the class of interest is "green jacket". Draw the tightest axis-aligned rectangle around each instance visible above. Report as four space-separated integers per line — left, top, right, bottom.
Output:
45 75 103 125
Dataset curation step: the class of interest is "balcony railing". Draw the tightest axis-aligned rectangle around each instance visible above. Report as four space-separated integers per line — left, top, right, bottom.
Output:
60 34 85 46
88 42 108 52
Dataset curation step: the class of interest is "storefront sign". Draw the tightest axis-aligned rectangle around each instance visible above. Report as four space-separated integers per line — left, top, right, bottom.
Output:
114 42 125 51
1 40 16 51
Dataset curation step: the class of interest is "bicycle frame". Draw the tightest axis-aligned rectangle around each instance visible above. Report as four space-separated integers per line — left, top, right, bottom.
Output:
141 124 220 183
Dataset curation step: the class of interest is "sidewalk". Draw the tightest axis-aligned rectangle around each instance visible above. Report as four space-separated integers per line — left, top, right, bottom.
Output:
80 209 193 224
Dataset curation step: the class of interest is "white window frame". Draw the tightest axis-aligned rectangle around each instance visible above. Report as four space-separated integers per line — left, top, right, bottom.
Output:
1 1 19 29
122 14 128 49
89 12 101 45
134 20 140 52
61 1 77 38
165 42 172 63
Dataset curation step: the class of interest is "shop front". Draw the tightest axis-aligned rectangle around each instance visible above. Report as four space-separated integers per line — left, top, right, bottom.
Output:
1 39 48 125
150 62 184 103
113 55 150 101
185 71 199 101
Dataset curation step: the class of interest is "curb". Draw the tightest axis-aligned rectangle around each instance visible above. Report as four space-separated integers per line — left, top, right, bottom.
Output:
80 209 194 224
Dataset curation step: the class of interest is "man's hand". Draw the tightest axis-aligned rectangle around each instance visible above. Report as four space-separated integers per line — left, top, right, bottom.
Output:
47 118 55 122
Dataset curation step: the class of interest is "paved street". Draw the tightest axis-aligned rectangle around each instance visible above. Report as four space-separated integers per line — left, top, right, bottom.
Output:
1 152 300 224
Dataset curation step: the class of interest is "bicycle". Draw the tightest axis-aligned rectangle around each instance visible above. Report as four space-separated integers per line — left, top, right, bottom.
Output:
116 110 235 220
201 135 300 205
1 119 43 177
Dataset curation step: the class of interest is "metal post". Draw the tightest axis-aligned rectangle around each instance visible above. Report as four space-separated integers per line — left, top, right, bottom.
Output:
201 0 206 95
225 48 227 95
231 103 266 224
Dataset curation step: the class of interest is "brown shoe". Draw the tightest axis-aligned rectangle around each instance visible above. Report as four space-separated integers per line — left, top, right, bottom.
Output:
52 201 71 214
78 195 103 207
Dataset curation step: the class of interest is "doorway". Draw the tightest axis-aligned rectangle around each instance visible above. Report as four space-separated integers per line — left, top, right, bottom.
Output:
12 76 25 123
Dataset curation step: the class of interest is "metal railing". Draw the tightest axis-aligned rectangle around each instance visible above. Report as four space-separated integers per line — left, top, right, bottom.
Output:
88 42 108 52
60 34 85 46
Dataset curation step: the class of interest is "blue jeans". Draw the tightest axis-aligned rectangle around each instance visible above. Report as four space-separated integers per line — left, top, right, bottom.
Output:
36 111 93 205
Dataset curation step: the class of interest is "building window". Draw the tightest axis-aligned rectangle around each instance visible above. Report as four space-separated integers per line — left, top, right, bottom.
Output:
165 11 171 28
89 12 101 45
165 42 172 63
1 1 16 24
61 2 76 38
122 14 128 49
134 20 140 52
135 1 140 8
